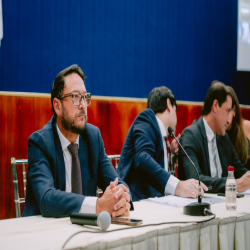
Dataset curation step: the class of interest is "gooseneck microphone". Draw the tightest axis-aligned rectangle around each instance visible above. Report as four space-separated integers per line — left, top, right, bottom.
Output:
168 127 212 216
168 127 202 202
70 211 111 231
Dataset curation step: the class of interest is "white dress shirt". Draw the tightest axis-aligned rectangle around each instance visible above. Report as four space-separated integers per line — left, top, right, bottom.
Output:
56 124 97 213
203 117 222 178
155 116 180 195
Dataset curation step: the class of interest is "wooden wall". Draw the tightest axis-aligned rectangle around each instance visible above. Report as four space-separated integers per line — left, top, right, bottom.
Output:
1 92 250 219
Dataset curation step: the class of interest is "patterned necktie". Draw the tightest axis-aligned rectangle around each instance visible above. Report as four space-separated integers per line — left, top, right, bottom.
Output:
211 137 218 178
164 136 172 172
67 143 82 195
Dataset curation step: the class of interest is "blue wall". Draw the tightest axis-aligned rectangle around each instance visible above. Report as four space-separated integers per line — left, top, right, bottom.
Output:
0 0 249 103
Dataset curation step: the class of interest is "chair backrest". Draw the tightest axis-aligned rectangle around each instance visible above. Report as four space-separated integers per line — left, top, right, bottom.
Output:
107 154 120 170
11 157 28 218
11 156 121 211
96 155 120 197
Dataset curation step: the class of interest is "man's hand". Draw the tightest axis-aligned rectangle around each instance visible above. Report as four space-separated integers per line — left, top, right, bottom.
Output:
96 178 131 217
236 171 250 192
110 177 130 217
175 179 208 198
112 188 130 217
171 133 181 155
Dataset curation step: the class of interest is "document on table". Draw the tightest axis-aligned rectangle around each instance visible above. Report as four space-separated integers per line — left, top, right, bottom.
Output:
238 189 250 196
143 195 224 208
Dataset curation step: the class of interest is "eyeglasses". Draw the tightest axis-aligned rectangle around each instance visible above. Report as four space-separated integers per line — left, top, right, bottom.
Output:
59 92 91 106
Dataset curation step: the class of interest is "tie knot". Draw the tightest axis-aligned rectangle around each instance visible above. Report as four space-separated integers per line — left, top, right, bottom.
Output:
68 143 78 156
164 136 169 144
164 136 171 152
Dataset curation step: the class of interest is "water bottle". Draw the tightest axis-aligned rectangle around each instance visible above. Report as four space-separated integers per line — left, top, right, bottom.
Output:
225 166 237 211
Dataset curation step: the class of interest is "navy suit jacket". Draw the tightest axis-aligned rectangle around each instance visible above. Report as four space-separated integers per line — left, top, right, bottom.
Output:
178 117 248 193
117 109 171 201
23 117 125 218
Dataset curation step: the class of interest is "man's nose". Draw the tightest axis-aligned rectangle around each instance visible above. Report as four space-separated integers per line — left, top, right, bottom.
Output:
78 97 87 109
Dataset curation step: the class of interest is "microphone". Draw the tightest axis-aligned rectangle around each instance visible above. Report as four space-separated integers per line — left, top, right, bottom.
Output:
70 211 111 231
168 127 212 216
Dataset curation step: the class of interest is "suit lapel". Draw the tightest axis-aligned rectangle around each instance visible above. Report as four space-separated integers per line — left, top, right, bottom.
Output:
198 117 211 176
149 109 165 169
82 126 96 178
79 136 89 194
216 135 227 177
52 120 66 190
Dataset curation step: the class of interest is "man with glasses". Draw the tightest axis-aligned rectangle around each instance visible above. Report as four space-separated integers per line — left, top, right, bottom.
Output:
23 64 131 218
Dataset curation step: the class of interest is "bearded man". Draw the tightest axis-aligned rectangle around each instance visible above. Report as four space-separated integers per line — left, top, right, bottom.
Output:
23 65 131 218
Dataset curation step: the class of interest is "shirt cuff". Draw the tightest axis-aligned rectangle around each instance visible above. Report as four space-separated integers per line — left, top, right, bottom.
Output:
79 197 98 214
164 175 180 195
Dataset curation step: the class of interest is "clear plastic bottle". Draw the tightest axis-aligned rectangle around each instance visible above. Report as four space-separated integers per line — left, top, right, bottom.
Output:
225 166 237 211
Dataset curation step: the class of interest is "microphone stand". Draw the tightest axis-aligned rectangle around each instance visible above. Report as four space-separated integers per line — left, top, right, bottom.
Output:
168 127 211 216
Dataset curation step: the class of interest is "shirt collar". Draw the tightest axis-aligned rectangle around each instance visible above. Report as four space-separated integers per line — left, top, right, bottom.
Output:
56 124 80 150
203 117 215 142
155 115 167 137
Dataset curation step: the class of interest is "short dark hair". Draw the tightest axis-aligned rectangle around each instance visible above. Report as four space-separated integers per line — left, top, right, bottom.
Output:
202 80 233 116
51 64 85 117
147 86 177 113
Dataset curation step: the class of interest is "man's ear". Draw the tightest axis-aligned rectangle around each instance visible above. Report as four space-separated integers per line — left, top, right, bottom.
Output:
211 99 219 113
53 98 61 117
166 98 172 112
232 105 236 116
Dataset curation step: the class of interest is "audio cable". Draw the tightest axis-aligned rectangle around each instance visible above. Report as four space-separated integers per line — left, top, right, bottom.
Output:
62 213 215 249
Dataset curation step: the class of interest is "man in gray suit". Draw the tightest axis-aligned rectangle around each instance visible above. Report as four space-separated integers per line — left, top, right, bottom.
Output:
179 81 250 193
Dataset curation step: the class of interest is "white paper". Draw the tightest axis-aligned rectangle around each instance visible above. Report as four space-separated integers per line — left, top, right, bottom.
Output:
144 195 224 208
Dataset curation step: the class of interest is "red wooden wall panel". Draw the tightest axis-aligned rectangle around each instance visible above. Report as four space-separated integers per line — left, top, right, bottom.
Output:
1 93 250 220
108 100 147 154
0 94 53 220
175 104 203 135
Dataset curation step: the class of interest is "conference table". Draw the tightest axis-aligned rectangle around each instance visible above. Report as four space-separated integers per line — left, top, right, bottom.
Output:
0 194 250 250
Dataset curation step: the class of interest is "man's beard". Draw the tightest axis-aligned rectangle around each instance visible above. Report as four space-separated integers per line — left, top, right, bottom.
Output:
61 109 87 135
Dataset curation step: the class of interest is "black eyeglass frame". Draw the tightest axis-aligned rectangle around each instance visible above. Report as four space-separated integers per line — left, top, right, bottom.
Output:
58 92 91 106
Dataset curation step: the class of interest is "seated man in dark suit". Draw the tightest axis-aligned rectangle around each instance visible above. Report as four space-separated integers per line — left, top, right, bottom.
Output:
179 81 250 193
117 86 207 202
23 64 131 218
